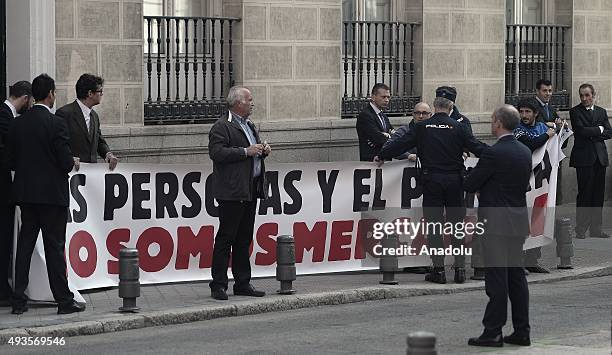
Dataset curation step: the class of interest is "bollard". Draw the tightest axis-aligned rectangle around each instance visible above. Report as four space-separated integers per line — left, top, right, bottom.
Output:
276 235 296 294
555 218 574 269
379 234 399 285
118 248 140 312
406 331 437 355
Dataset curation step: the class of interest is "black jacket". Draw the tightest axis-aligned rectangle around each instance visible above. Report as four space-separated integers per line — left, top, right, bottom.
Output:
450 105 473 135
356 104 393 161
208 112 267 201
55 100 110 163
378 112 486 171
7 105 74 207
0 103 14 205
569 104 612 168
464 135 532 237
535 100 560 123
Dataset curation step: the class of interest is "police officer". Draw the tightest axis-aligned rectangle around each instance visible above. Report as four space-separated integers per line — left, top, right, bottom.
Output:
436 86 473 135
376 95 487 284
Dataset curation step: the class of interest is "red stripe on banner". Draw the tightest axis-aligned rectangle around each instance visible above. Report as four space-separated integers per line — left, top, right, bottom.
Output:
530 193 548 237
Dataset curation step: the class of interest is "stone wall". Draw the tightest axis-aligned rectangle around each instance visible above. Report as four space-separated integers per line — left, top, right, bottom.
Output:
571 0 612 108
420 0 506 115
54 0 144 126
223 0 342 121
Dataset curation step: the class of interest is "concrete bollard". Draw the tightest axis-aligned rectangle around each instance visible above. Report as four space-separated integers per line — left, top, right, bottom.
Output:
379 234 399 285
555 218 573 269
118 248 140 312
406 331 437 355
276 235 296 294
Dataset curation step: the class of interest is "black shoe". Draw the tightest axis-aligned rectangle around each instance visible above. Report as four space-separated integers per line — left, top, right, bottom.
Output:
454 267 466 284
575 233 586 239
468 334 503 347
424 271 446 284
11 305 28 315
233 284 265 297
503 333 531 346
211 288 229 300
591 232 611 239
57 300 86 314
470 268 485 281
525 264 550 273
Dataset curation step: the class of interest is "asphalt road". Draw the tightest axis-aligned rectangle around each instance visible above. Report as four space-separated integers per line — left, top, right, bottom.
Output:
4 276 612 355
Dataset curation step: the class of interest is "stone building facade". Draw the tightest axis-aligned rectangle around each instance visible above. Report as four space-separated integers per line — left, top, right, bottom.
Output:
2 0 612 200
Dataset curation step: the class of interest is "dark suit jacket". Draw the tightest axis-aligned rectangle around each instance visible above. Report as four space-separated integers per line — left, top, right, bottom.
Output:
7 105 74 207
0 103 15 205
569 104 612 168
208 112 267 202
55 100 110 163
464 135 532 238
356 104 393 161
535 101 559 123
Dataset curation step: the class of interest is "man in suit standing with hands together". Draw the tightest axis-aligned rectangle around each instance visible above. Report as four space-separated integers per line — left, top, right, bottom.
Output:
7 74 84 315
569 83 612 239
465 105 532 347
356 83 394 161
56 73 118 171
208 86 270 301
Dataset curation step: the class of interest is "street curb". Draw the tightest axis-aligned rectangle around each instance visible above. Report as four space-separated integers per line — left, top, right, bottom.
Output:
1 263 611 343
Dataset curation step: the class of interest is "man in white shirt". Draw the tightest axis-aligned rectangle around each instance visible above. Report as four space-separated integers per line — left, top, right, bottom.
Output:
55 74 118 171
0 81 32 304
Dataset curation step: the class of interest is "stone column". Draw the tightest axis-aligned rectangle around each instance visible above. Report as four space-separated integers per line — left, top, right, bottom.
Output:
571 0 612 109
6 0 56 84
421 0 506 116
55 0 144 126
224 0 342 121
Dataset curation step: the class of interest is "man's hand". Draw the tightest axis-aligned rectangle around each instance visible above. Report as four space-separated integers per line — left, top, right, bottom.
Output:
545 122 555 128
73 157 80 171
262 141 271 156
546 127 556 138
407 154 417 162
373 156 384 167
105 152 118 170
246 144 264 157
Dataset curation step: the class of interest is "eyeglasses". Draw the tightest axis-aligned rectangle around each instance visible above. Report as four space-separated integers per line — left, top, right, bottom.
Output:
414 111 431 116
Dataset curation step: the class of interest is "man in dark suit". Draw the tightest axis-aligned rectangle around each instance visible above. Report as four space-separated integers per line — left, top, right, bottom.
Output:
569 83 612 239
465 105 532 348
6 74 84 315
208 86 270 300
0 81 32 304
55 73 118 171
534 79 560 124
356 83 394 161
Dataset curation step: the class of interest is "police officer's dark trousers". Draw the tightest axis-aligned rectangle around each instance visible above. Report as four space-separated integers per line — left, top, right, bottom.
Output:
422 171 466 268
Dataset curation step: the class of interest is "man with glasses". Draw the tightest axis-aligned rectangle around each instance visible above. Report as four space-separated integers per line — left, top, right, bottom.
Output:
56 73 118 171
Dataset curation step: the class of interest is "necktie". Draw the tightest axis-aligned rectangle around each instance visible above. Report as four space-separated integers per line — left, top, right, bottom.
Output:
544 104 550 120
379 112 387 132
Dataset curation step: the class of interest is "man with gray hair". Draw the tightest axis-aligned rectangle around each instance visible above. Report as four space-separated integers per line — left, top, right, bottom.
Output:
465 105 532 347
208 86 270 300
377 96 487 284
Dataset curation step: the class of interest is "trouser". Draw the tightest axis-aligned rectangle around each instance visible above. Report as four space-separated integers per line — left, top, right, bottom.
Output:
482 234 530 337
524 247 541 267
13 204 74 307
209 199 257 291
575 163 606 237
0 202 14 299
422 172 466 268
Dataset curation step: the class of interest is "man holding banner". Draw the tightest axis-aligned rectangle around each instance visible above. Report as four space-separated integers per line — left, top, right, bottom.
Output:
208 86 270 301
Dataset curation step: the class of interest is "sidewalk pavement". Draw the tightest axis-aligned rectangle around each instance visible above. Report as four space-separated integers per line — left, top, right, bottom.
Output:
0 228 610 342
